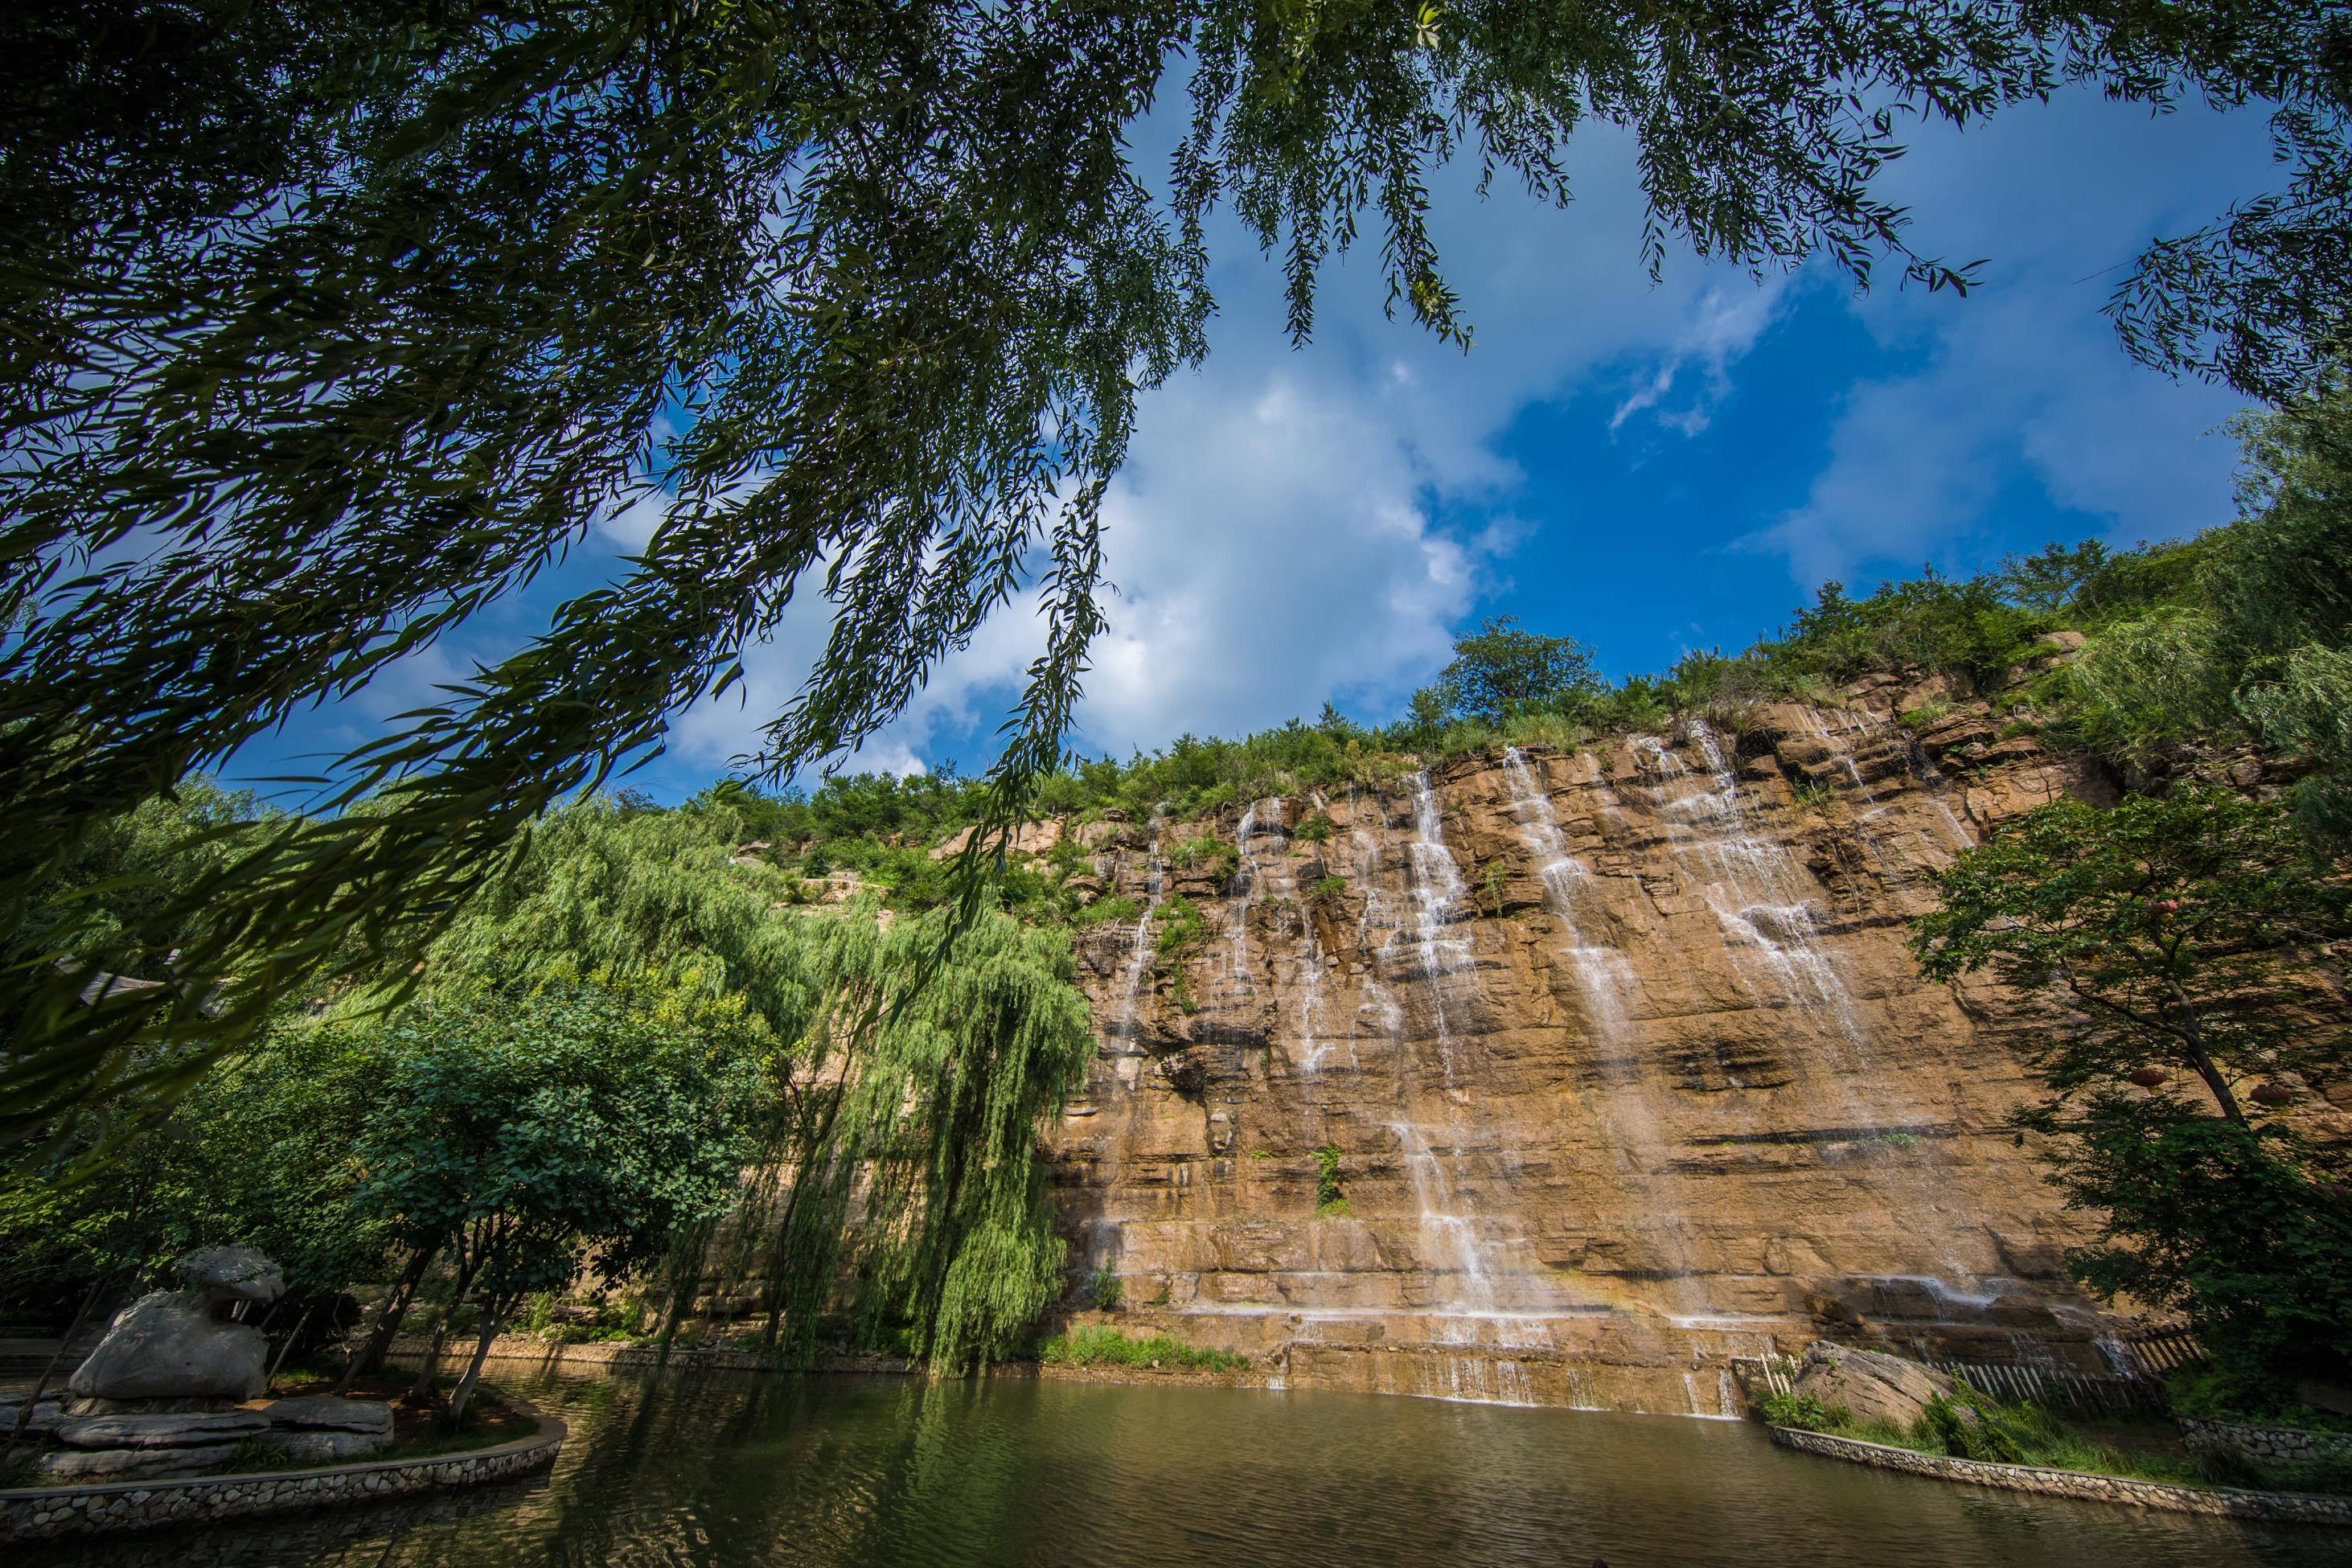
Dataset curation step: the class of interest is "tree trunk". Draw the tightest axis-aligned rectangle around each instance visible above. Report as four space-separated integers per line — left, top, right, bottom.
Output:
336 1241 439 1394
655 1222 712 1369
408 1251 482 1403
264 1302 317 1396
2167 978 2248 1127
445 1299 508 1428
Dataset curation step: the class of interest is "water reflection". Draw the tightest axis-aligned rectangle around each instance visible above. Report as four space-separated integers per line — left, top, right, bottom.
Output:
43 1366 2344 1567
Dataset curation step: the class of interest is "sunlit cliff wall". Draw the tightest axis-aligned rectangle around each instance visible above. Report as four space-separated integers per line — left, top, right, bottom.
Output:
1041 666 2137 1414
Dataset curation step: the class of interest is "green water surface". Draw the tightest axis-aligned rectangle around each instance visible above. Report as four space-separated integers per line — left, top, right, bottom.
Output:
44 1367 2348 1567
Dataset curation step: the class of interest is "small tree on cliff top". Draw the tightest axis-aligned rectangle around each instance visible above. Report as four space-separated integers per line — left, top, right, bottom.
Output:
1911 785 2352 1404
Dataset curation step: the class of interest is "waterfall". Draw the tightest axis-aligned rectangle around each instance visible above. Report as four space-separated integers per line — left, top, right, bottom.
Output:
1348 789 1404 1051
1112 811 1168 1049
1636 724 1865 1045
1390 1121 1499 1316
1404 772 1471 1083
1630 724 1980 1286
1500 747 1705 1315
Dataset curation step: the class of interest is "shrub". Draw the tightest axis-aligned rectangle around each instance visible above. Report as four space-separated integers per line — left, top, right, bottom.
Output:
1038 1326 1248 1372
1090 1270 1123 1311
1295 811 1335 843
1316 1145 1344 1213
1073 894 1142 929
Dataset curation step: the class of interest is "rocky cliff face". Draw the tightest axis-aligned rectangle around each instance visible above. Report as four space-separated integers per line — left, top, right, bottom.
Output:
1042 674 2136 1414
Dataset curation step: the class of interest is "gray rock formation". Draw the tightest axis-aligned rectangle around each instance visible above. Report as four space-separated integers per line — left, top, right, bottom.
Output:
55 1409 269 1450
0 1395 64 1436
176 1244 285 1305
259 1428 391 1463
264 1395 394 1435
66 1291 267 1402
39 1443 244 1483
1789 1340 1971 1430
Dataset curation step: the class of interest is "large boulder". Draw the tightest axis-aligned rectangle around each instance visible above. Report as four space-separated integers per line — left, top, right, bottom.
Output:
260 1428 391 1463
67 1291 268 1402
176 1244 285 1306
1788 1340 1971 1431
56 1409 269 1449
39 1443 242 1483
265 1395 394 1436
0 1394 64 1436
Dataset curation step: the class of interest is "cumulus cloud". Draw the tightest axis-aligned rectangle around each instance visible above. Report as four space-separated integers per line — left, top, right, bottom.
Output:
662 127 1787 774
1741 90 2272 588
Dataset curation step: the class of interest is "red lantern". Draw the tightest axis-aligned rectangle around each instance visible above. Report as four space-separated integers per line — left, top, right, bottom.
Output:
2249 1083 2295 1106
2146 898 2180 916
2128 1067 2168 1088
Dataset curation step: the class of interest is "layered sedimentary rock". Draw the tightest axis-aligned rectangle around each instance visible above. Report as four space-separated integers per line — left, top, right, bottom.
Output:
1043 674 2138 1414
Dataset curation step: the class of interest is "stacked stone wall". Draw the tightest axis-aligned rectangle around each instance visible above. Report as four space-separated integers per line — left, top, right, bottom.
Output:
1767 1425 2352 1527
0 1403 564 1545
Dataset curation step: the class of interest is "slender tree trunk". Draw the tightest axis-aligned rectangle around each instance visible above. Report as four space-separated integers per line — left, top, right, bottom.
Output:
336 1241 439 1394
408 1250 482 1403
2165 977 2248 1127
4 1278 106 1455
655 1219 715 1368
446 1298 510 1427
761 1076 850 1353
264 1302 317 1396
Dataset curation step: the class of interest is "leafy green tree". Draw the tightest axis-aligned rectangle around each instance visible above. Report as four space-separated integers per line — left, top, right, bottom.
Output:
1432 617 1602 724
352 986 765 1421
2210 387 2352 846
1911 785 2352 1400
749 900 1093 1371
7 0 2347 1147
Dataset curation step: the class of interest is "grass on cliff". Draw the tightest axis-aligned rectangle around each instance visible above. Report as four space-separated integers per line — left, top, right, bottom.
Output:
1762 1389 2352 1495
1038 1326 1249 1373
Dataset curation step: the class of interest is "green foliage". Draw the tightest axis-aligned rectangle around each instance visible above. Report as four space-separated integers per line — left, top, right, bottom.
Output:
6 2 2347 1151
1037 1325 1247 1373
1152 895 1207 962
758 903 1094 1373
353 987 765 1308
1315 1145 1344 1212
1171 835 1241 885
1912 786 2350 1126
1760 1391 1841 1431
1308 876 1350 909
1913 785 2352 1399
1422 616 1602 725
1090 1270 1124 1312
1294 811 1335 844
1073 895 1143 929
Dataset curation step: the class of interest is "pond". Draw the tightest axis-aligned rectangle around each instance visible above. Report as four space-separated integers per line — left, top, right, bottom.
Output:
45 1366 2346 1567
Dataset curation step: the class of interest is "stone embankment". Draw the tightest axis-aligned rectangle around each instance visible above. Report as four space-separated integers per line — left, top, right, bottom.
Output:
1767 1425 2352 1527
2180 1416 2352 1469
0 1399 564 1545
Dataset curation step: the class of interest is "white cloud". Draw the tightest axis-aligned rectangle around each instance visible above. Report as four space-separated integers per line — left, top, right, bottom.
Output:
657 128 1787 774
1742 89 2272 588
1611 280 1792 436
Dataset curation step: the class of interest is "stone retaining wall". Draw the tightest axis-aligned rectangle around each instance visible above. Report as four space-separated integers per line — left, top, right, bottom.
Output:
0 1399 564 1545
387 1333 914 1377
1767 1425 2352 1527
2179 1415 2352 1469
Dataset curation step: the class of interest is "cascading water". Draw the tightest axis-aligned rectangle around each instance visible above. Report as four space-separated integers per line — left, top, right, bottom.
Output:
1403 772 1472 1085
1630 724 1981 1287
1500 747 1706 1315
1390 1121 1500 1317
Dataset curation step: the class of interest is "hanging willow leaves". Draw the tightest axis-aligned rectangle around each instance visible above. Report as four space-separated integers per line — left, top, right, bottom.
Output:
747 900 1093 1372
4 2 2347 1147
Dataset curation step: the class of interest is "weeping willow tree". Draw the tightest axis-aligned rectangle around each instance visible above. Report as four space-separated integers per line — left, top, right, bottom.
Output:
742 902 1093 1372
6 0 2347 1152
351 798 1090 1372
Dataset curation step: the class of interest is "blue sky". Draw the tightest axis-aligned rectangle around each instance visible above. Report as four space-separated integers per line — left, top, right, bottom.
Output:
225 82 2280 806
